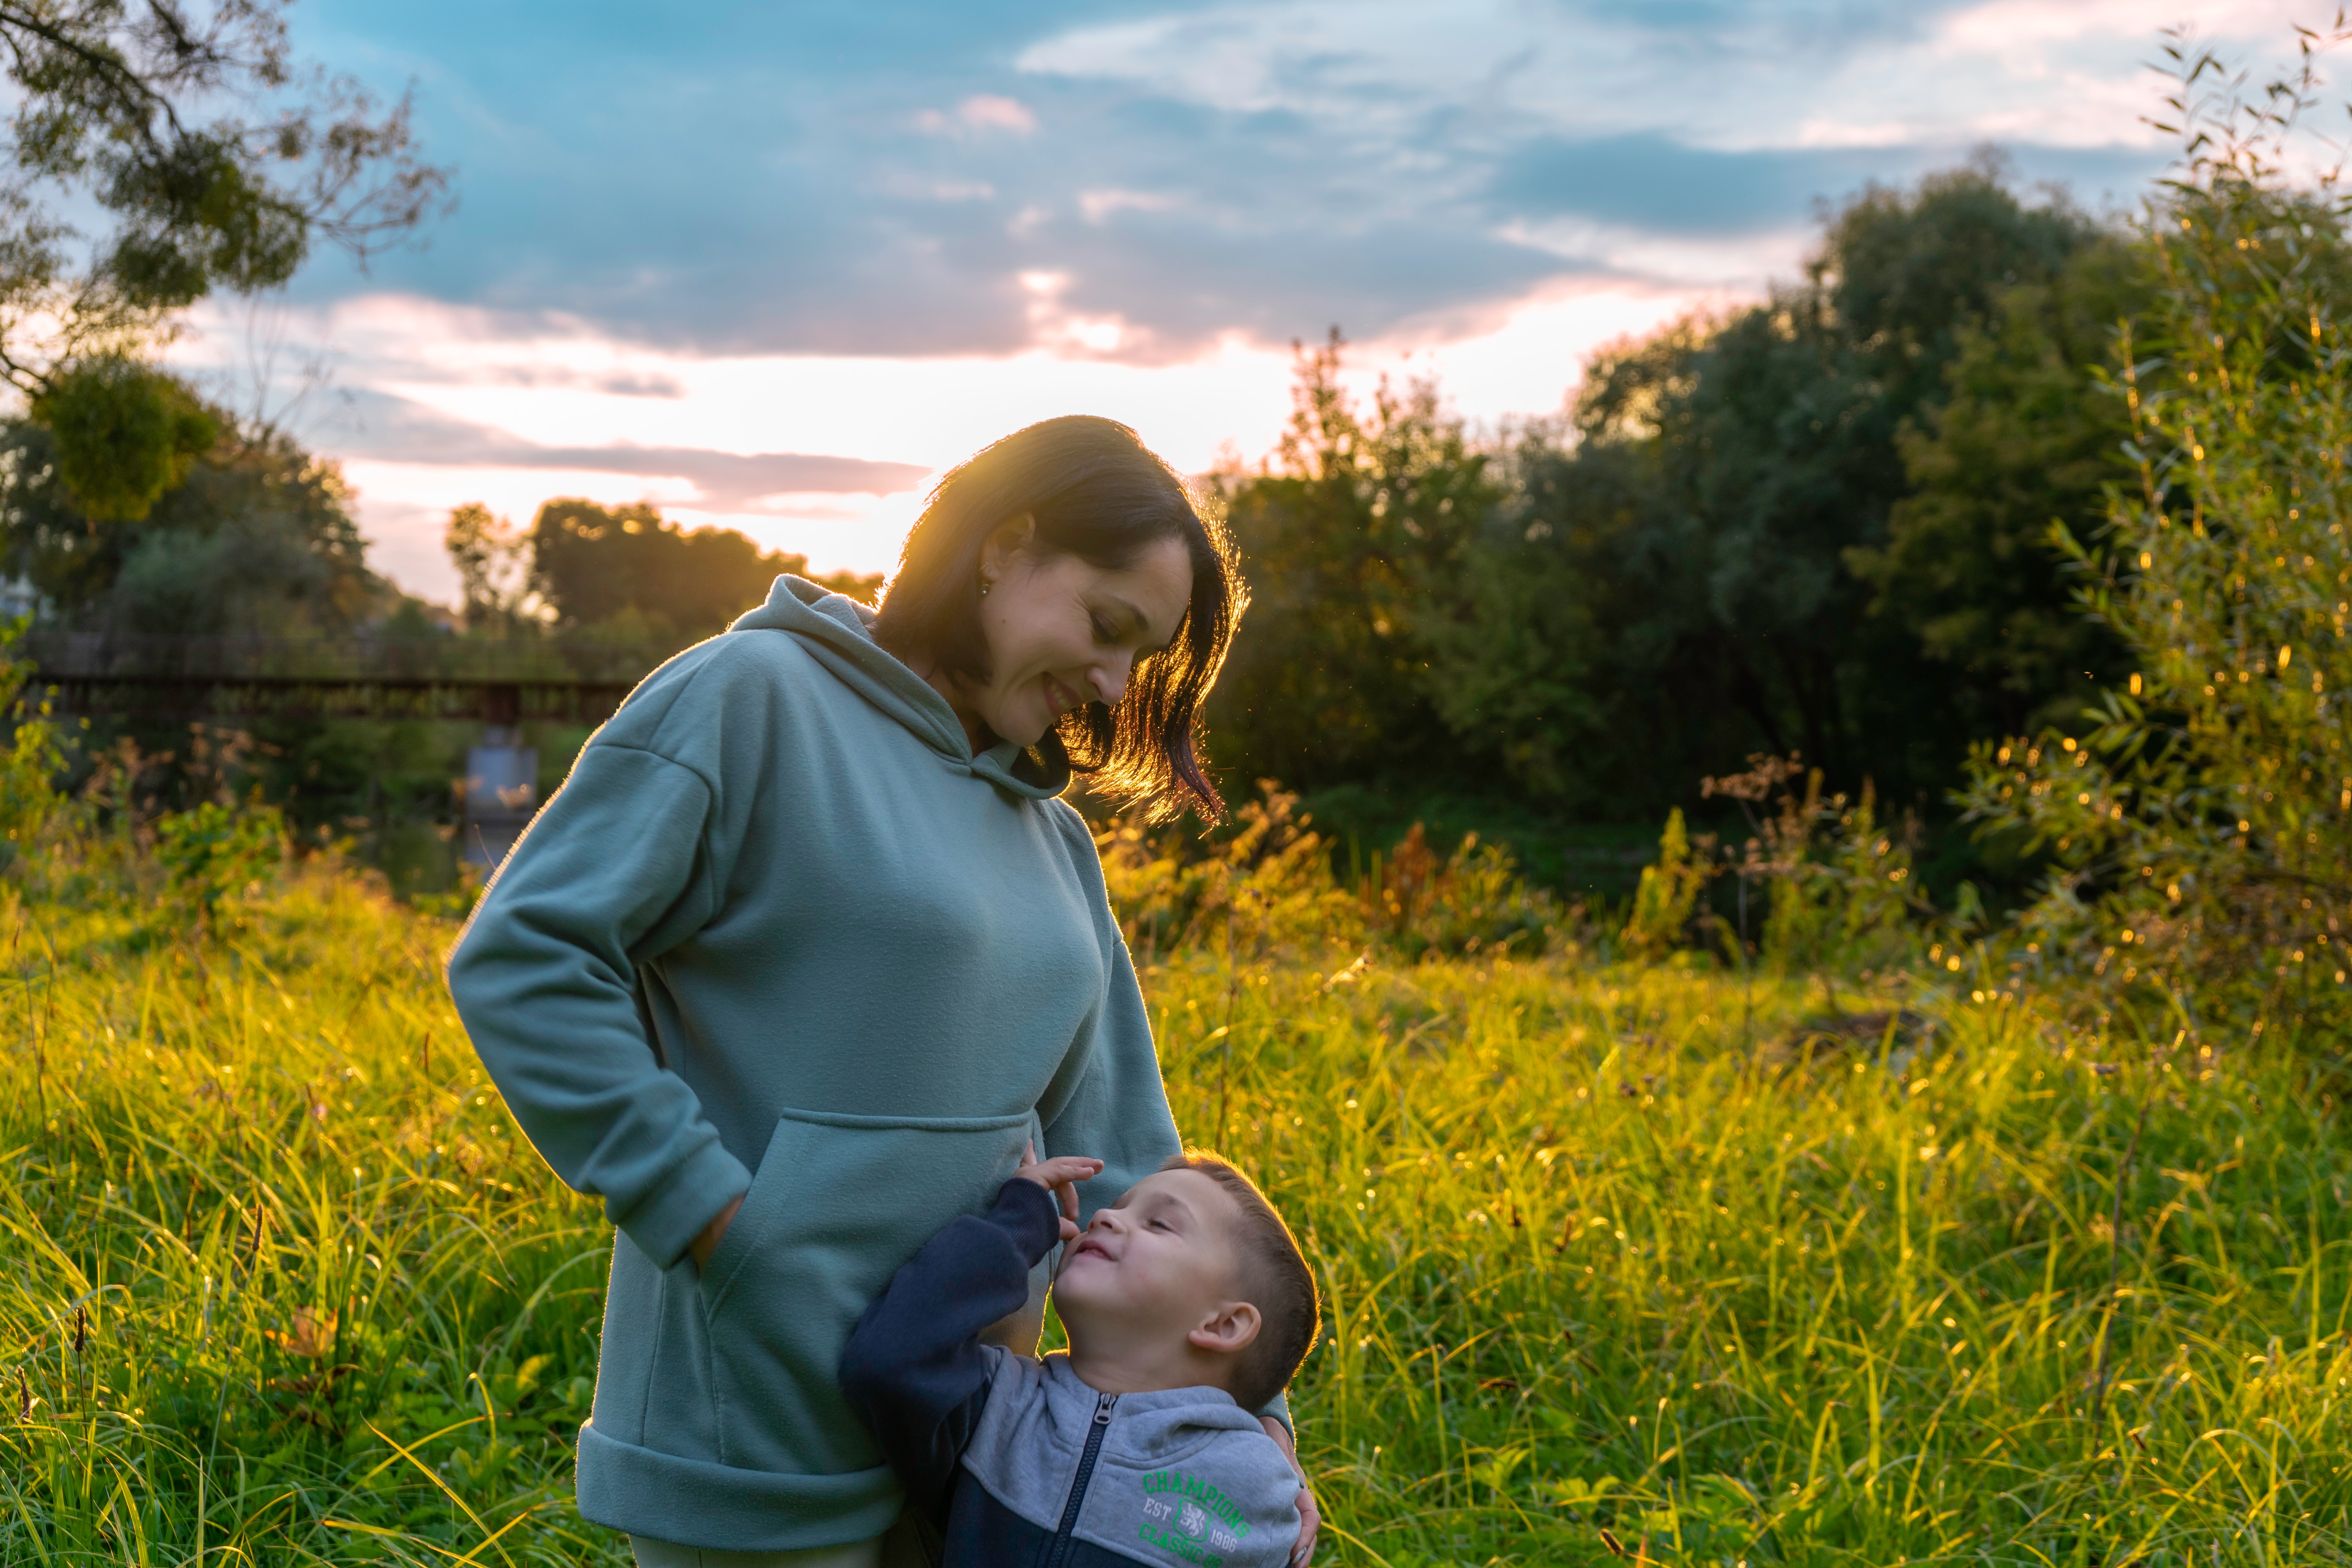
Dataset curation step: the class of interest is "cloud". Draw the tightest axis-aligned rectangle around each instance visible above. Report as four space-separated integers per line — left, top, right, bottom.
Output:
594 371 687 397
285 0 2234 366
526 447 931 512
469 365 685 396
961 94 1038 133
917 93 1042 136
1078 187 1178 223
189 273 1734 600
1491 134 2163 236
327 390 931 513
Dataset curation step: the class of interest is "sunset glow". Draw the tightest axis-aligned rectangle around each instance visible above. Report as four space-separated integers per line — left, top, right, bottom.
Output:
218 0 2308 602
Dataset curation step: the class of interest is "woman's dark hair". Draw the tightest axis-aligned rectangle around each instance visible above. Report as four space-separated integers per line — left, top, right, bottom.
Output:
871 415 1246 823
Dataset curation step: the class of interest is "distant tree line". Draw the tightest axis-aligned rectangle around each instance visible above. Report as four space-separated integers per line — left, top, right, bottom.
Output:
445 496 880 647
1207 156 2145 831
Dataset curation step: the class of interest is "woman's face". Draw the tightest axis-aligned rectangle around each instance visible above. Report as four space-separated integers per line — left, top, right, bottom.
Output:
962 526 1193 749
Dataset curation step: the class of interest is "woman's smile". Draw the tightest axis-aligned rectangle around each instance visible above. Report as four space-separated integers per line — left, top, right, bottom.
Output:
1043 672 1084 718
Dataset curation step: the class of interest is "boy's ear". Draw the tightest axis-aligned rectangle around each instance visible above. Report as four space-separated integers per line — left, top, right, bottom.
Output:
1187 1300 1262 1356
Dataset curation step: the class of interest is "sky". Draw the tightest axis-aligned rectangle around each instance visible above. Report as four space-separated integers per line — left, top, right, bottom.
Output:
166 0 2312 603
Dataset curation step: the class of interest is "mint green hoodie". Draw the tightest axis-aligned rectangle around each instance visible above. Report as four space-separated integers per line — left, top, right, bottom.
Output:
445 576 1184 1552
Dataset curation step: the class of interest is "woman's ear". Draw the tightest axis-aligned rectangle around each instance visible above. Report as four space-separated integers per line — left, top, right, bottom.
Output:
980 510 1037 585
1187 1299 1262 1356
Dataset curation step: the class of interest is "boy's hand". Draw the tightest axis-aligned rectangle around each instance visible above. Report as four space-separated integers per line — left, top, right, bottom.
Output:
1015 1141 1100 1243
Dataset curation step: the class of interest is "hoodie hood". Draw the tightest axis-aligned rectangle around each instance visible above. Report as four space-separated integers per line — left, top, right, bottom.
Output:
730 573 1068 802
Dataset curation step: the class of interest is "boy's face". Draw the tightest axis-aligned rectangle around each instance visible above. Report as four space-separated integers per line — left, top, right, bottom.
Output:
1052 1168 1248 1351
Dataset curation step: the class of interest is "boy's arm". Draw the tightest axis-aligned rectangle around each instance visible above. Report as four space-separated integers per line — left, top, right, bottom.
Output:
839 1172 1076 1528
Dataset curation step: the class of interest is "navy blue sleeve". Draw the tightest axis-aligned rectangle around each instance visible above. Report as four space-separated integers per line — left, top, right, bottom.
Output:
840 1178 1062 1530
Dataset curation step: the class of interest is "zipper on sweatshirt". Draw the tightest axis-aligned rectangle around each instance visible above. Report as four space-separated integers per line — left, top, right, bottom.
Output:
1042 1392 1118 1568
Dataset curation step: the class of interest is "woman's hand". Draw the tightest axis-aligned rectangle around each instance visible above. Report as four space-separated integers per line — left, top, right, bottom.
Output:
1016 1141 1100 1243
1258 1416 1319 1565
688 1195 743 1272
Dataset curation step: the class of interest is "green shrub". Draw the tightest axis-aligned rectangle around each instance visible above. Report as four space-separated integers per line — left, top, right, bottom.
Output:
1096 783 1561 966
0 620 66 871
1621 808 1709 962
154 800 284 915
1956 40 2352 1031
31 357 219 524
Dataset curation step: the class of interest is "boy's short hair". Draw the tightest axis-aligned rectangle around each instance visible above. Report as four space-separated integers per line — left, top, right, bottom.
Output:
1162 1151 1319 1412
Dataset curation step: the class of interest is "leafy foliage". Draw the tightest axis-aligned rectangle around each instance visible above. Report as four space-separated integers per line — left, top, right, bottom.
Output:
1213 168 2123 824
0 407 384 634
1093 782 1559 967
1523 163 2099 804
1619 808 1708 962
153 797 282 911
0 0 448 395
29 355 218 521
1208 332 1503 791
444 501 537 630
0 617 65 864
1850 239 2147 740
1956 28 2352 1025
523 497 881 644
1749 780 1921 975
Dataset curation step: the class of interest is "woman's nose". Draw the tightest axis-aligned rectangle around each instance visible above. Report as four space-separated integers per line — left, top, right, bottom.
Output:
1090 655 1132 704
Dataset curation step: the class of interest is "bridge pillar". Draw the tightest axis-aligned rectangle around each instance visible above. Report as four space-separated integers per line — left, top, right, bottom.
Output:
462 717 537 870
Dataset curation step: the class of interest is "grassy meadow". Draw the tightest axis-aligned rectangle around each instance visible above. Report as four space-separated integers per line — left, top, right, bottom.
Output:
2 863 2347 1566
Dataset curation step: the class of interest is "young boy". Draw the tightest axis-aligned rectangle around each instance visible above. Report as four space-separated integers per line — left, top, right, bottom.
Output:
840 1147 1319 1568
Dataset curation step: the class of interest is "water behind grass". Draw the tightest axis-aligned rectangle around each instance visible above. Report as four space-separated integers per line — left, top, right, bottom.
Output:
2 870 2346 1564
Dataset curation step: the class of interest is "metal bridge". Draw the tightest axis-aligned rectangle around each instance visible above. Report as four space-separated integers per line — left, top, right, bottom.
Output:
18 632 653 726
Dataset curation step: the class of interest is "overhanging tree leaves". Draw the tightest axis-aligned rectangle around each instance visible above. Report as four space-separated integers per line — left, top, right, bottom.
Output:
0 0 449 518
31 354 216 521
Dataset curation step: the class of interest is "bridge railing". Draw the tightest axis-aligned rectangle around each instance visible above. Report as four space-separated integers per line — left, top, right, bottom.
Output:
15 632 673 724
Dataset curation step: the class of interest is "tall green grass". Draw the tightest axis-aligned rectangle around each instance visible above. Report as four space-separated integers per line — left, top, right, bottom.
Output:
3 869 2346 1564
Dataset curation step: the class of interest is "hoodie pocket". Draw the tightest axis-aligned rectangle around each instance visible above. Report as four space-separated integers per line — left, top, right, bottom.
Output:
696 1104 1036 1475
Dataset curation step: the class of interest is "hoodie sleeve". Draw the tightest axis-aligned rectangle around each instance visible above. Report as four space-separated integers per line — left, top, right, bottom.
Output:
445 737 748 1269
1040 913 1184 1221
839 1178 1062 1531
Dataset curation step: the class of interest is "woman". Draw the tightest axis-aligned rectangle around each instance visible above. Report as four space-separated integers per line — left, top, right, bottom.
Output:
446 416 1317 1568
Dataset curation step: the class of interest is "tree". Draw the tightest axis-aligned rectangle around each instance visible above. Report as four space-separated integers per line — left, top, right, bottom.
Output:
1207 332 1504 792
0 0 450 520
0 405 384 634
31 356 218 521
445 502 536 630
1955 28 2352 1020
1421 397 1754 817
1427 161 2111 815
523 498 880 646
1848 239 2147 742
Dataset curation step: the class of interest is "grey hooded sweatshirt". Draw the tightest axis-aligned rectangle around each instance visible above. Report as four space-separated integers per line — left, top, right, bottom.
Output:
445 576 1186 1552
